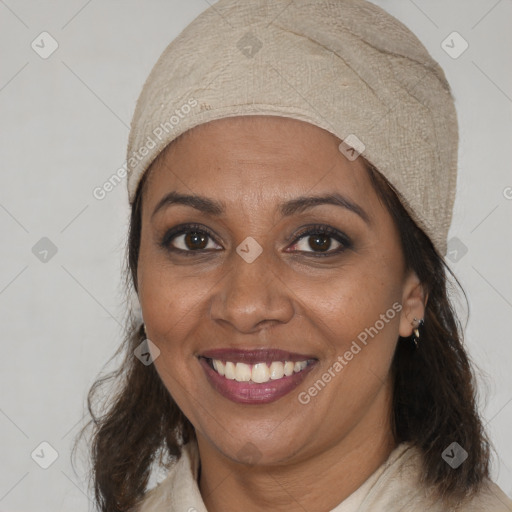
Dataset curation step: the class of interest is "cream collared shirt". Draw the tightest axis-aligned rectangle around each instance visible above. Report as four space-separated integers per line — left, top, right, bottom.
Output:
136 442 512 511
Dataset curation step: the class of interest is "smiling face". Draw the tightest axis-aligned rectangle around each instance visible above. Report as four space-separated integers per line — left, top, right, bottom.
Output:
136 115 425 468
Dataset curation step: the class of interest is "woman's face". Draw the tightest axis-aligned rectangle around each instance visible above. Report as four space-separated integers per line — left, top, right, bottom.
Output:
137 116 425 466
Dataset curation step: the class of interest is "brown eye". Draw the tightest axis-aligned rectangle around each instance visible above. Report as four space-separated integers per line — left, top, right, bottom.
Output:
294 233 341 253
172 230 220 251
287 224 351 256
183 231 209 250
307 234 333 252
162 224 222 253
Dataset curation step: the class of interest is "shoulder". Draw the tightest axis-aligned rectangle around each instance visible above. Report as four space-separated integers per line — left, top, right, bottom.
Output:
132 471 175 512
454 480 512 512
132 442 205 512
359 443 512 512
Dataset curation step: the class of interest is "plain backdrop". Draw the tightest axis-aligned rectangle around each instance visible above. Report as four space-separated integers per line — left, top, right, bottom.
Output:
0 1 511 510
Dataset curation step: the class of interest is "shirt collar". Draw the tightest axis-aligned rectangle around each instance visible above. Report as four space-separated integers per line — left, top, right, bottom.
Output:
138 442 419 512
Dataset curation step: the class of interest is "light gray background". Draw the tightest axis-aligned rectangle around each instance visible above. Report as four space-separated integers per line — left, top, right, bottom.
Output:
0 1 511 510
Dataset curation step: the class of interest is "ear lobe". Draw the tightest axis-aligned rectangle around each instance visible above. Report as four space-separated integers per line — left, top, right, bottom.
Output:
398 271 427 338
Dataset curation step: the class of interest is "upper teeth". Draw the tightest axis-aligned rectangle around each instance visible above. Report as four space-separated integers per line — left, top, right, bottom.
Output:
211 360 309 383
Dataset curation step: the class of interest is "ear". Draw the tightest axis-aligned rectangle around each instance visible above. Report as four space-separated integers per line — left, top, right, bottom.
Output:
398 270 427 338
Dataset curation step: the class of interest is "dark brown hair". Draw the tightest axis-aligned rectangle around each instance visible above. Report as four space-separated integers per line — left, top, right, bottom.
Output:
73 155 491 511
366 165 491 504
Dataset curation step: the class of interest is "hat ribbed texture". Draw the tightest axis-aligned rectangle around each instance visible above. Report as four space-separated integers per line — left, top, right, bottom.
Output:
126 0 458 255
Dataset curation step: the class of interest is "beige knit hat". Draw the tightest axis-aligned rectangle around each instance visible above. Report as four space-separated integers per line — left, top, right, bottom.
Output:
126 0 458 255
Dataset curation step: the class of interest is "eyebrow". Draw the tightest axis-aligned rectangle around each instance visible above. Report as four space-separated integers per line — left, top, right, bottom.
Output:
151 191 370 224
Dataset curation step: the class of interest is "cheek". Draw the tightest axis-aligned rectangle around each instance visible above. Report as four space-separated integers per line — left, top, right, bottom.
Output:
139 269 205 333
137 234 208 337
136 246 207 392
291 258 403 388
296 260 401 336
289 265 402 432
137 256 208 423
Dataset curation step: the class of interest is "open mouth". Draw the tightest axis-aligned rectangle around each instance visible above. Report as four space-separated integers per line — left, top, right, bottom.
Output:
203 358 313 383
198 349 318 404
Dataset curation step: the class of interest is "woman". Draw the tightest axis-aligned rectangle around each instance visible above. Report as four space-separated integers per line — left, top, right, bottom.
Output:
76 1 512 511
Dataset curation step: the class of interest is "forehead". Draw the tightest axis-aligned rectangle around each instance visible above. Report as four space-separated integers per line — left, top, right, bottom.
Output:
142 116 378 213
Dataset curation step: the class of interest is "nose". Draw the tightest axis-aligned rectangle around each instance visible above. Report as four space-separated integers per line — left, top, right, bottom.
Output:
209 250 295 333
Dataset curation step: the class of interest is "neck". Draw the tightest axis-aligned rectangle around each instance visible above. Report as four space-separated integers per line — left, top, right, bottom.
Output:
197 383 397 512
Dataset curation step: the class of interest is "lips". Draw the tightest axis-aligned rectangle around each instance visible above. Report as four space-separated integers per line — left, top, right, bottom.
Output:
198 348 317 404
200 348 316 364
